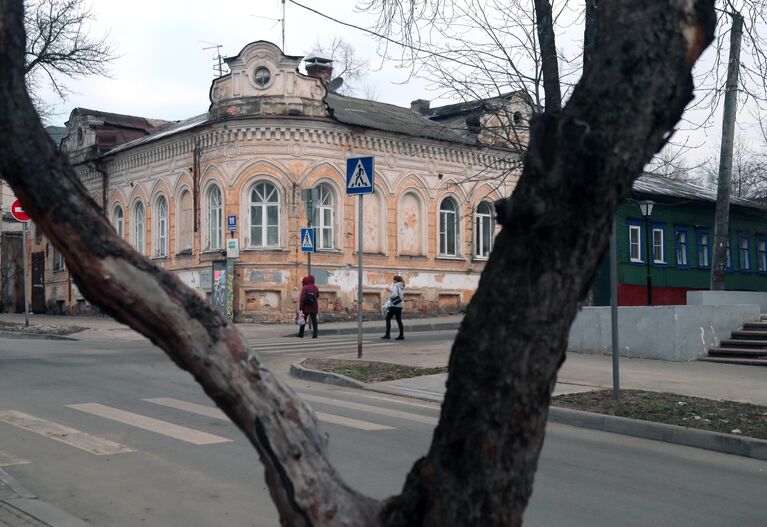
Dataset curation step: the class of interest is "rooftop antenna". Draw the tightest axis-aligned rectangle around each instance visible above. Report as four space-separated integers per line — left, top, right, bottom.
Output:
200 41 227 77
251 0 286 51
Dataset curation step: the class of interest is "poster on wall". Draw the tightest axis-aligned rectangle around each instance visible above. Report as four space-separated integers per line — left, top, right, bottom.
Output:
212 260 233 320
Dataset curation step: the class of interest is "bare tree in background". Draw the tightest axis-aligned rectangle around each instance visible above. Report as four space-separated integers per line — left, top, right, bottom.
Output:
24 0 116 121
0 0 715 525
699 138 767 199
311 37 369 96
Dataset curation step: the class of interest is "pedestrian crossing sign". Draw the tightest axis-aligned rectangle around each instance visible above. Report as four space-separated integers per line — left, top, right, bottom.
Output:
300 227 315 253
346 156 375 195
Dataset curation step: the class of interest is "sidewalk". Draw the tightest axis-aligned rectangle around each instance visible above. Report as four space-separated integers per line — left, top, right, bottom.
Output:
0 313 463 343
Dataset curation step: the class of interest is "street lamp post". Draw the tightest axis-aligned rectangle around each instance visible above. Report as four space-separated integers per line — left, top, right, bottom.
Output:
637 200 655 306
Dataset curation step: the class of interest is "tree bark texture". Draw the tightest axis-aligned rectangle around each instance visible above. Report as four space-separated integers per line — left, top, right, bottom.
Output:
711 12 743 290
533 0 562 112
0 0 714 526
381 0 714 525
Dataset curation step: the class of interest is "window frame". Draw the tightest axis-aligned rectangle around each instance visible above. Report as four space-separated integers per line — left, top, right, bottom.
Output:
696 227 711 269
154 195 169 257
52 247 65 272
651 223 666 265
474 201 494 259
628 222 643 263
438 196 459 257
739 235 752 272
757 237 767 273
248 180 280 249
313 183 335 250
674 226 689 269
206 184 224 251
132 200 146 255
112 205 124 239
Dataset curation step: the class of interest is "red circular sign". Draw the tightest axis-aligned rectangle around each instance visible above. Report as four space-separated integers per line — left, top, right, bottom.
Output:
10 199 30 222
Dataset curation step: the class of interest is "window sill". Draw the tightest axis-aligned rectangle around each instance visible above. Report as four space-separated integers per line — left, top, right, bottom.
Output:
241 247 290 252
53 268 66 274
436 255 466 261
472 256 489 262
318 248 344 254
151 256 169 261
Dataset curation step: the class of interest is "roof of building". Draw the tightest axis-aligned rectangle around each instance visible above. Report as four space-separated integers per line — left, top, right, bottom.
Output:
103 113 208 156
634 172 767 211
45 126 68 149
324 93 472 144
73 107 174 132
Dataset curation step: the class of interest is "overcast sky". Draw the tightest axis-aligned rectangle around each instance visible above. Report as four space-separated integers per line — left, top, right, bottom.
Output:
38 0 765 170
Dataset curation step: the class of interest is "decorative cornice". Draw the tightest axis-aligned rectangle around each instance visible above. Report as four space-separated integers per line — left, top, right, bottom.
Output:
90 121 520 176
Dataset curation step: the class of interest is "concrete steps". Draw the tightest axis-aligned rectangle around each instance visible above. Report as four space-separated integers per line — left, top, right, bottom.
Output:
704 316 767 365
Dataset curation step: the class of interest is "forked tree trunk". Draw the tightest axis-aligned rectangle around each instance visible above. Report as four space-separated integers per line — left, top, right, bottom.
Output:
0 1 714 526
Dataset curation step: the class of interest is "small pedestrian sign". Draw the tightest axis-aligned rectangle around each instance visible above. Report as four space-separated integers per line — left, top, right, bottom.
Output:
300 227 315 253
346 156 374 195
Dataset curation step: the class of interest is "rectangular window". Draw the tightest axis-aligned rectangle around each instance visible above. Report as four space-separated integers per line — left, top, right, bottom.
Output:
675 228 689 267
758 239 767 272
726 238 732 270
652 226 665 263
53 248 65 271
739 237 751 271
629 225 642 263
697 229 710 268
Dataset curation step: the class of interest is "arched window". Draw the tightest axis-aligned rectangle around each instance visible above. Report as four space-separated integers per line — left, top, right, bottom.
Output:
439 197 458 256
475 201 494 258
154 195 168 257
313 184 334 250
112 205 124 239
178 190 193 253
133 201 145 255
249 181 279 247
207 185 223 250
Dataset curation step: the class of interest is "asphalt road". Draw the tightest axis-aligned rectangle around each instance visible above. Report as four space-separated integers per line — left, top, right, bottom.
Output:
0 336 764 526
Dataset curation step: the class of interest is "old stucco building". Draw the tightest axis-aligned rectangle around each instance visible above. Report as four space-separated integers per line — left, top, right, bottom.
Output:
32 41 528 321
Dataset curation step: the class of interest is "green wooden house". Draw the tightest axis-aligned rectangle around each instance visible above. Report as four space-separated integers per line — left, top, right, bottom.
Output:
592 174 767 306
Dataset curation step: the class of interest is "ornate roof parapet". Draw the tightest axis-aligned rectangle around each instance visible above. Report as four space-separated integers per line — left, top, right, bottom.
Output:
209 41 329 120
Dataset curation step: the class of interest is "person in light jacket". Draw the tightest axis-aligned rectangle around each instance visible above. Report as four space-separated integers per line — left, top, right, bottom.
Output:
382 275 405 340
298 275 319 338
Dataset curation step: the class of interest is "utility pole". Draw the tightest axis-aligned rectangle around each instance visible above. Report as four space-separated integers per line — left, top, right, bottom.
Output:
711 12 743 290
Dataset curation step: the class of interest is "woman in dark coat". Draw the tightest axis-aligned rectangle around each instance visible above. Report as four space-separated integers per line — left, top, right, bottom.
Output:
298 275 319 338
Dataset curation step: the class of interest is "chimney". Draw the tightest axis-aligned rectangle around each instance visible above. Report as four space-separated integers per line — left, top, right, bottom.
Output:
304 54 333 85
410 99 430 114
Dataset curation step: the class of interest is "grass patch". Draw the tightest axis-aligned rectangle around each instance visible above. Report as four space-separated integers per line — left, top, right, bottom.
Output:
0 320 87 336
553 389 767 440
302 358 447 383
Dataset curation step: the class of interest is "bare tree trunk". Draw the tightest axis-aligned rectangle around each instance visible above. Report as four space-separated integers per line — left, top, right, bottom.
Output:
533 0 561 112
711 12 743 290
583 0 598 72
0 0 714 526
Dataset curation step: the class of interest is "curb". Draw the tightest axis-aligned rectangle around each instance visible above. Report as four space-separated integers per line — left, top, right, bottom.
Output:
0 330 77 341
283 321 459 337
290 363 767 462
0 469 89 527
290 360 366 389
548 407 767 462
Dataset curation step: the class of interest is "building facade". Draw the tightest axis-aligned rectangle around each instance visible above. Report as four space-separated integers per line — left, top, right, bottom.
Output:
33 41 528 321
592 174 767 306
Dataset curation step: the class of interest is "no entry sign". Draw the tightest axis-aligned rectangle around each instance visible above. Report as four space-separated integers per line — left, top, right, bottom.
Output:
10 199 30 222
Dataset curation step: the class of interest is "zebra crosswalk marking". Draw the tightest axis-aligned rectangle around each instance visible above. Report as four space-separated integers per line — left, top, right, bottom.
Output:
0 410 135 455
298 394 439 426
67 403 232 445
145 397 396 432
0 448 29 467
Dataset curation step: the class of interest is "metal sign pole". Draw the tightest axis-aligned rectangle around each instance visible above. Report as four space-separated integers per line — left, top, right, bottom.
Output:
307 221 312 276
610 218 620 398
357 194 363 358
22 223 29 327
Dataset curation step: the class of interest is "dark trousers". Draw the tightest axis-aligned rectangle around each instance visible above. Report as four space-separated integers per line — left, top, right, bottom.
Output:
299 312 318 338
385 307 403 337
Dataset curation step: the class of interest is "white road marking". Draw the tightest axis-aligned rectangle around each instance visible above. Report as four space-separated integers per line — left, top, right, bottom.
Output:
145 397 395 432
67 403 232 445
332 390 442 410
0 449 30 467
299 394 439 426
0 410 135 455
314 412 393 431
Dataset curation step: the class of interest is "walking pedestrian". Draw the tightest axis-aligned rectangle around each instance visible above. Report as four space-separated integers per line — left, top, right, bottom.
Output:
298 275 319 338
382 275 405 340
